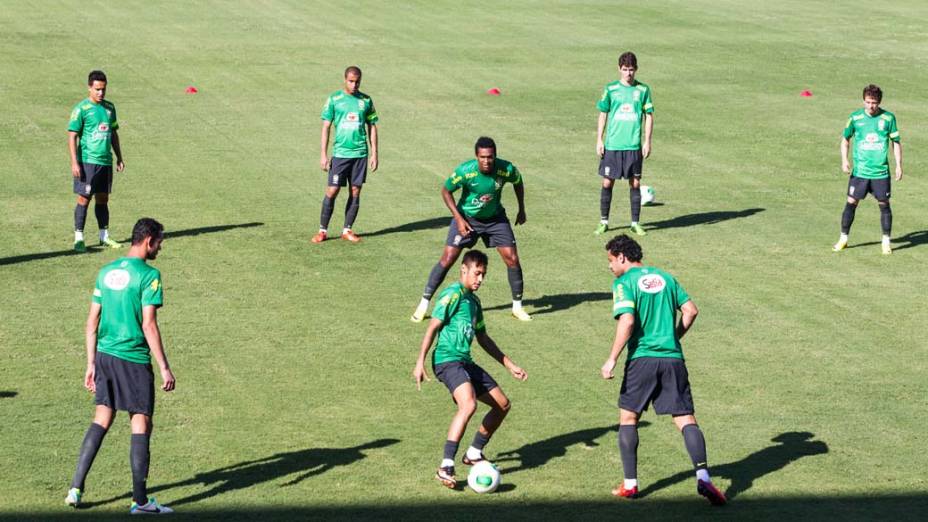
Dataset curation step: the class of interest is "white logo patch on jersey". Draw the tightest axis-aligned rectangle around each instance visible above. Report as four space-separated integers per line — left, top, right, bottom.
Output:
346 112 359 122
637 274 666 294
104 269 131 291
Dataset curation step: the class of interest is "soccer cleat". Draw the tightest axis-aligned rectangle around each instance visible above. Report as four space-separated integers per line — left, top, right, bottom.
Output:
611 483 638 499
594 223 608 235
832 238 848 252
130 497 174 515
74 240 87 253
341 230 362 243
511 308 533 322
882 242 892 255
100 237 122 249
462 452 485 466
630 223 647 236
65 488 82 508
410 302 428 323
435 466 456 489
310 230 327 243
697 479 727 506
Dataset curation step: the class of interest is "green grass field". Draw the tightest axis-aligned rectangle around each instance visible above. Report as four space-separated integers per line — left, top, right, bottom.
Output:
2 1 927 520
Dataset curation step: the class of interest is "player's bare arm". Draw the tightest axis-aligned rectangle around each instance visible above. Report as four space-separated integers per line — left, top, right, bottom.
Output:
142 306 175 392
414 318 443 389
840 137 851 174
596 112 607 157
111 129 124 172
476 331 527 381
893 141 903 180
68 131 81 178
368 123 378 172
601 313 635 379
642 113 653 159
320 120 332 171
675 300 698 340
441 186 473 236
84 302 102 392
513 183 527 225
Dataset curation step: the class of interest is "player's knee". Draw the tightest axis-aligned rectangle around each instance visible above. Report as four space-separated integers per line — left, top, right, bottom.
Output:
496 397 511 413
878 199 890 207
846 197 858 206
458 399 477 417
76 196 90 207
504 254 519 268
95 194 108 204
350 187 361 197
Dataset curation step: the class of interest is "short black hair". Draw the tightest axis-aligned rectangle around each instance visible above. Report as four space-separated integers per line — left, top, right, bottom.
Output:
344 66 362 78
462 249 489 268
88 70 107 85
605 234 643 262
863 84 882 102
131 218 164 245
474 136 496 155
618 52 638 69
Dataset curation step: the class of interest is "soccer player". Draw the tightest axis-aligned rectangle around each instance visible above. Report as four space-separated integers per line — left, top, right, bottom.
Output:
411 137 532 322
66 218 176 515
413 250 528 488
594 52 653 237
68 70 125 252
599 235 726 506
311 66 379 243
833 84 903 254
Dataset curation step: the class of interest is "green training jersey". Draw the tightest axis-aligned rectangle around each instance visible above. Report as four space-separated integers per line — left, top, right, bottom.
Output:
321 90 378 158
597 80 653 151
612 266 689 361
843 108 900 179
431 282 486 366
444 158 522 220
92 257 163 365
68 98 119 166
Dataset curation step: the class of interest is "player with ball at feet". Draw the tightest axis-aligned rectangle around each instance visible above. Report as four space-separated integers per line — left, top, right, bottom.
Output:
413 250 527 489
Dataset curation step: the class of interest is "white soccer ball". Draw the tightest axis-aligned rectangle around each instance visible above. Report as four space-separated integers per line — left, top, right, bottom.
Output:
641 185 656 205
467 460 501 493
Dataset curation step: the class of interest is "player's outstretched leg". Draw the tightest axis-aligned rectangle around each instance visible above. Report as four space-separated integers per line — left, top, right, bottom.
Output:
463 387 511 465
879 200 892 254
67 420 109 507
436 383 478 488
498 247 531 321
834 198 858 251
412 247 461 322
675 416 726 506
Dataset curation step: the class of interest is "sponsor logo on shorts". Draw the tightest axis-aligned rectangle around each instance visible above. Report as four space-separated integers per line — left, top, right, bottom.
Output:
104 269 131 291
637 274 666 294
849 186 855 196
84 184 92 194
332 174 339 183
453 234 462 245
604 166 611 176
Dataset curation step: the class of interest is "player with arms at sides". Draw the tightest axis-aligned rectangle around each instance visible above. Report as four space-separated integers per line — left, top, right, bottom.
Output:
66 218 176 515
312 66 379 243
413 250 528 488
599 235 725 506
68 70 125 252
411 137 532 323
595 52 653 237
834 84 903 254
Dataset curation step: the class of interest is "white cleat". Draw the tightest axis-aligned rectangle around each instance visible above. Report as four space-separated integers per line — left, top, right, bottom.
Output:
511 308 533 322
411 302 429 323
832 237 848 252
882 242 892 255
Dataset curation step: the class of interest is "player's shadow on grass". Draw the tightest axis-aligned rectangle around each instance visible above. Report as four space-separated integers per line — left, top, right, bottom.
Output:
0 222 264 266
85 438 399 508
362 217 448 238
495 423 648 474
645 208 764 231
0 391 17 398
846 229 928 251
483 292 612 316
638 431 828 500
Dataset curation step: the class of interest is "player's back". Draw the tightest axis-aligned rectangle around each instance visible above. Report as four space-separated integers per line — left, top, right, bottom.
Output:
618 266 688 360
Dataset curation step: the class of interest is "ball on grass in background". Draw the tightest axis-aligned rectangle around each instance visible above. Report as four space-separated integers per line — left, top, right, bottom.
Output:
641 185 656 205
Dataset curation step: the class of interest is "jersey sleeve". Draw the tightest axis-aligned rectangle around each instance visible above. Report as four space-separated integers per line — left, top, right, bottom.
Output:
842 115 855 139
320 95 334 122
641 86 654 114
612 278 635 318
431 288 461 325
508 163 523 185
109 104 119 131
888 115 900 142
92 271 103 304
596 86 611 113
474 298 486 332
673 277 691 308
141 269 164 308
68 104 83 132
444 168 465 192
365 98 379 125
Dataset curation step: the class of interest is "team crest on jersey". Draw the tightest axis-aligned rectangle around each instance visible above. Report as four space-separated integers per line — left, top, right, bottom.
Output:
104 269 131 291
620 103 633 112
150 279 160 292
106 109 112 117
637 274 666 294
494 179 503 190
357 99 365 110
878 119 885 130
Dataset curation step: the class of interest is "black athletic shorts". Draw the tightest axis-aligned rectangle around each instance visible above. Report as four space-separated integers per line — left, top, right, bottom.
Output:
445 213 516 249
94 352 155 417
619 357 694 415
599 150 643 180
434 361 499 400
328 157 368 187
73 163 113 196
847 175 890 201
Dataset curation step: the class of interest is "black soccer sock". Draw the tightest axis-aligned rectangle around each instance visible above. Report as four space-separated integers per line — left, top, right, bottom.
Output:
880 203 892 236
443 440 460 461
130 434 151 506
319 195 336 230
74 203 89 232
841 202 857 235
600 186 613 221
471 430 491 452
71 422 108 490
423 263 451 300
507 266 524 301
94 203 109 231
682 424 709 471
630 186 642 222
618 425 639 480
344 194 360 229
